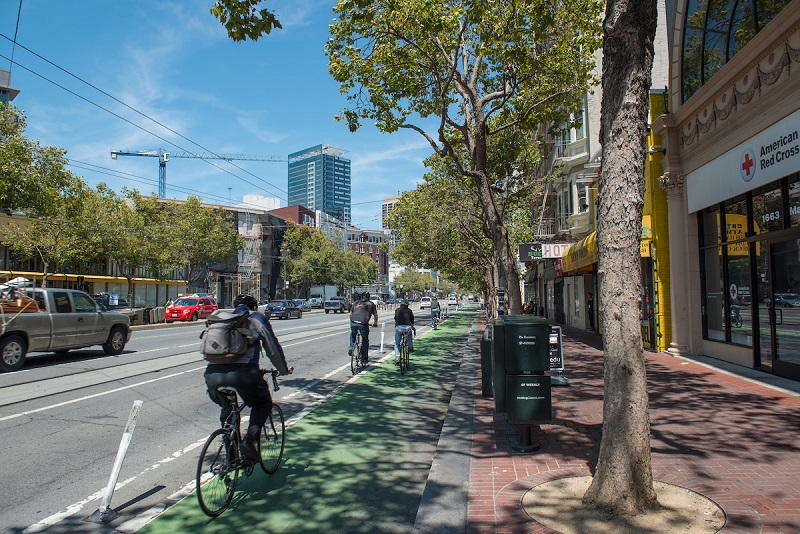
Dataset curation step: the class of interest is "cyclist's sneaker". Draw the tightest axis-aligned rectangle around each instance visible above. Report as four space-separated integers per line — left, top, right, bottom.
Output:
409 348 415 353
348 347 354 356
240 438 260 462
361 358 369 365
394 359 400 365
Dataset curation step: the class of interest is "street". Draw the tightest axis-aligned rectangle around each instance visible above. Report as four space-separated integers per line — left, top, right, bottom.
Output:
0 307 435 533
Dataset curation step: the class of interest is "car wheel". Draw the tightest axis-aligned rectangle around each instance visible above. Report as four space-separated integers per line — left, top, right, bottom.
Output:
191 313 198 321
325 310 329 314
0 335 27 372
297 311 302 319
103 326 127 356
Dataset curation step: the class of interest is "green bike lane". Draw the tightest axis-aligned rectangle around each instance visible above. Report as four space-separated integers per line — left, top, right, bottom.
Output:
138 311 476 534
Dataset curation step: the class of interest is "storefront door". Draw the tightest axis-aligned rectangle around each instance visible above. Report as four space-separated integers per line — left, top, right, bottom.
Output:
758 236 800 380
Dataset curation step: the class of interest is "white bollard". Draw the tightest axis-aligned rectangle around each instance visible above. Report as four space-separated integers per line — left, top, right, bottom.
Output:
86 400 143 523
379 322 386 353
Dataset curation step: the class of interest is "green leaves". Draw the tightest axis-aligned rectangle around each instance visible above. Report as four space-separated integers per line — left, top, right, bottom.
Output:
211 0 282 42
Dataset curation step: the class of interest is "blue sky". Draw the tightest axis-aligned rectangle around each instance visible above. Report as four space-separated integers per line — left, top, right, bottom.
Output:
0 0 433 229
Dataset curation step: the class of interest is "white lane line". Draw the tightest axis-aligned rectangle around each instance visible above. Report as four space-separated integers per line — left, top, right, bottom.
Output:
0 366 206 423
26 329 402 533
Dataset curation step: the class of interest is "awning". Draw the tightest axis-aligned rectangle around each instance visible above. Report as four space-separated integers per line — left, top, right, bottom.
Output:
561 231 597 272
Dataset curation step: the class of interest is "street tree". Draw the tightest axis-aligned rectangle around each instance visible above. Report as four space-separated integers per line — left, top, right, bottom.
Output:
327 0 603 313
166 197 245 291
282 221 340 298
1 178 90 286
0 105 80 217
392 269 437 297
331 248 378 295
582 0 660 516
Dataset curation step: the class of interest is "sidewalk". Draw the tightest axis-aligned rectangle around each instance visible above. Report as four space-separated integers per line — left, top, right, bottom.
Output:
463 318 800 533
134 310 800 533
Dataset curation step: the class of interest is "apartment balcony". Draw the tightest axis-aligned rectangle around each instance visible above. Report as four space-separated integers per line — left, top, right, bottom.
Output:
534 218 556 240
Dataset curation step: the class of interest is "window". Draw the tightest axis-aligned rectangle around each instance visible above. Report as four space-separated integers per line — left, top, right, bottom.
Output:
73 293 98 313
752 183 783 233
54 292 72 313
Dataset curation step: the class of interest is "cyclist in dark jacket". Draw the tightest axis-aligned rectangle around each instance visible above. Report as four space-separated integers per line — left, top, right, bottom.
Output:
394 300 416 365
204 294 291 462
349 292 378 364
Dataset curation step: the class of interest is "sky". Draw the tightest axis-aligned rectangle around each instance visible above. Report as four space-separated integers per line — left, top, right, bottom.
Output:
0 0 435 229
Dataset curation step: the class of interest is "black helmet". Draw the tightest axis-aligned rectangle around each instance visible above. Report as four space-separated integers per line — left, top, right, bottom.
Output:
399 299 409 307
233 294 258 310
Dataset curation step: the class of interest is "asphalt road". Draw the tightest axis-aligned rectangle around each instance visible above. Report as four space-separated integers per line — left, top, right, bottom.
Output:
0 306 437 534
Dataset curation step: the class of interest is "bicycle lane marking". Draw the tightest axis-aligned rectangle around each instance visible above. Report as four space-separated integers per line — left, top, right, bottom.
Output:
17 328 355 533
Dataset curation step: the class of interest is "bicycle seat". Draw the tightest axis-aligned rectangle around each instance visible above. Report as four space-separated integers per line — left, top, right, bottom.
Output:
216 386 240 397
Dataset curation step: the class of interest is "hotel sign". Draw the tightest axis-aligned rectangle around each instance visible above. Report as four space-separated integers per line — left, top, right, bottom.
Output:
519 243 573 261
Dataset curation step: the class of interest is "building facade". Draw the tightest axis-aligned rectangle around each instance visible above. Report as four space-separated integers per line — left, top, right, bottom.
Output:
288 145 351 225
269 205 316 227
655 0 799 380
347 227 389 287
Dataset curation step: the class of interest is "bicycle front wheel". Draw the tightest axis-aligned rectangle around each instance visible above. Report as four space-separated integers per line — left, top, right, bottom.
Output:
259 404 285 474
197 428 238 517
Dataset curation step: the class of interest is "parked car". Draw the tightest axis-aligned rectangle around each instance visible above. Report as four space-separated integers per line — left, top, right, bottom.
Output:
308 297 324 309
92 293 130 310
324 296 349 313
419 296 432 309
1 288 132 372
770 293 800 308
165 295 218 322
293 299 311 311
265 300 303 319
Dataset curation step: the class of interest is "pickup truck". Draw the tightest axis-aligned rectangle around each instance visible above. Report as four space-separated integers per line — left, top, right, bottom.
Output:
0 288 132 372
323 296 349 314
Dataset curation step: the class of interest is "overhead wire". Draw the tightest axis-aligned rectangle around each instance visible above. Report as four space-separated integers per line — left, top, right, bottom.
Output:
0 36 287 200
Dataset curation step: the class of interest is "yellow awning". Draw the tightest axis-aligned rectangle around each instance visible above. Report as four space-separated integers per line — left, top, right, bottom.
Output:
562 231 597 272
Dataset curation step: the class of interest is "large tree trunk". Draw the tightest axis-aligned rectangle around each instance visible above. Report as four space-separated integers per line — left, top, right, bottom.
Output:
582 0 659 516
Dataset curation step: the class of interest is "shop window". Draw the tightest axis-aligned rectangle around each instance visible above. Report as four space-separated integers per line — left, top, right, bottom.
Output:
726 243 752 347
752 184 783 233
703 247 725 341
724 198 747 242
789 180 800 228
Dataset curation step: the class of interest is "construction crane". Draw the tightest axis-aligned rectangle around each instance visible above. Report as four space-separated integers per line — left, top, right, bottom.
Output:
110 148 287 197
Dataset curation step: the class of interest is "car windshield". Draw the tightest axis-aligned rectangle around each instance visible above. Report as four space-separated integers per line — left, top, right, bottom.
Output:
175 298 198 306
271 300 291 306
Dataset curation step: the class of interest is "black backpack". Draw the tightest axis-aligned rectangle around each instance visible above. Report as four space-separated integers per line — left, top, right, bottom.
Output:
200 310 260 364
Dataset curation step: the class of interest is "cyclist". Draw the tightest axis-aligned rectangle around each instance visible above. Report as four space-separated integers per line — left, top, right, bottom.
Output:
349 292 378 365
203 294 291 462
430 295 442 328
394 299 416 365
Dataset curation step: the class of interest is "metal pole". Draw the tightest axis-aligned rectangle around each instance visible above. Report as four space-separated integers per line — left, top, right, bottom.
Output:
379 322 385 353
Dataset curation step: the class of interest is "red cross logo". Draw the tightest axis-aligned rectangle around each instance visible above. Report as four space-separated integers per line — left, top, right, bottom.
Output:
740 149 756 182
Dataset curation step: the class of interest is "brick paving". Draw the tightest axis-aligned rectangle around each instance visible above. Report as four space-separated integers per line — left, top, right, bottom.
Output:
467 319 800 533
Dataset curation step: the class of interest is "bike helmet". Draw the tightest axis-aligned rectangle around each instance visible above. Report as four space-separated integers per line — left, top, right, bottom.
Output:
399 299 409 307
233 294 258 310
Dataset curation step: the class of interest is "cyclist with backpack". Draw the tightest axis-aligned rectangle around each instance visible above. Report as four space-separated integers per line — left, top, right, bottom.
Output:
348 292 378 365
203 294 292 462
394 299 416 365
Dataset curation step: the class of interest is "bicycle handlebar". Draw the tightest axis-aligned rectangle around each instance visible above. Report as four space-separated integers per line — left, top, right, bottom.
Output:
262 367 293 391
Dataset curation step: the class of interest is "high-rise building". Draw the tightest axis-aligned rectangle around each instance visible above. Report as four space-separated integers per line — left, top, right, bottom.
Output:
0 68 21 105
381 195 399 230
288 145 351 225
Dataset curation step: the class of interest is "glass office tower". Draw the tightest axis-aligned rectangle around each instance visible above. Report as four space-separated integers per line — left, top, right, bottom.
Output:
288 145 351 225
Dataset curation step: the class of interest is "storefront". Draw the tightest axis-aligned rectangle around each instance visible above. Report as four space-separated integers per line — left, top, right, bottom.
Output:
654 0 799 380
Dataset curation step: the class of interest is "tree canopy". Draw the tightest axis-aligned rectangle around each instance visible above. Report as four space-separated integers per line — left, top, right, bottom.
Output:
327 0 603 312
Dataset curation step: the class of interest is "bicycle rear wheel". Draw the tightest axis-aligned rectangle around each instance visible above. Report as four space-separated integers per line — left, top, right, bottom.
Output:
399 343 408 375
403 339 410 371
351 331 363 374
196 428 238 517
259 403 285 474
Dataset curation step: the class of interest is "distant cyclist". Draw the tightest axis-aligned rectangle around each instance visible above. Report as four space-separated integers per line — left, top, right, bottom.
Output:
349 292 378 365
203 294 292 462
394 299 416 365
430 296 441 328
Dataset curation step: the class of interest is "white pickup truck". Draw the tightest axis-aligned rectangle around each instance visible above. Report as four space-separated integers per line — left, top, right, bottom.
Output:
0 288 132 372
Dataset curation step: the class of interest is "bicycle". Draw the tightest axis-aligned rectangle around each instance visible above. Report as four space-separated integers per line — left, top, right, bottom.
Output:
196 368 287 517
350 329 364 375
730 305 743 328
432 309 442 329
398 330 411 375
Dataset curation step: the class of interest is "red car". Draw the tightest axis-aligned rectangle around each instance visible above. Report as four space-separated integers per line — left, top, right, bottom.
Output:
165 295 218 322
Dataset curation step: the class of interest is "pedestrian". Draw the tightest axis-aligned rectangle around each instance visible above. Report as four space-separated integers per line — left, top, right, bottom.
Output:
587 292 595 331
